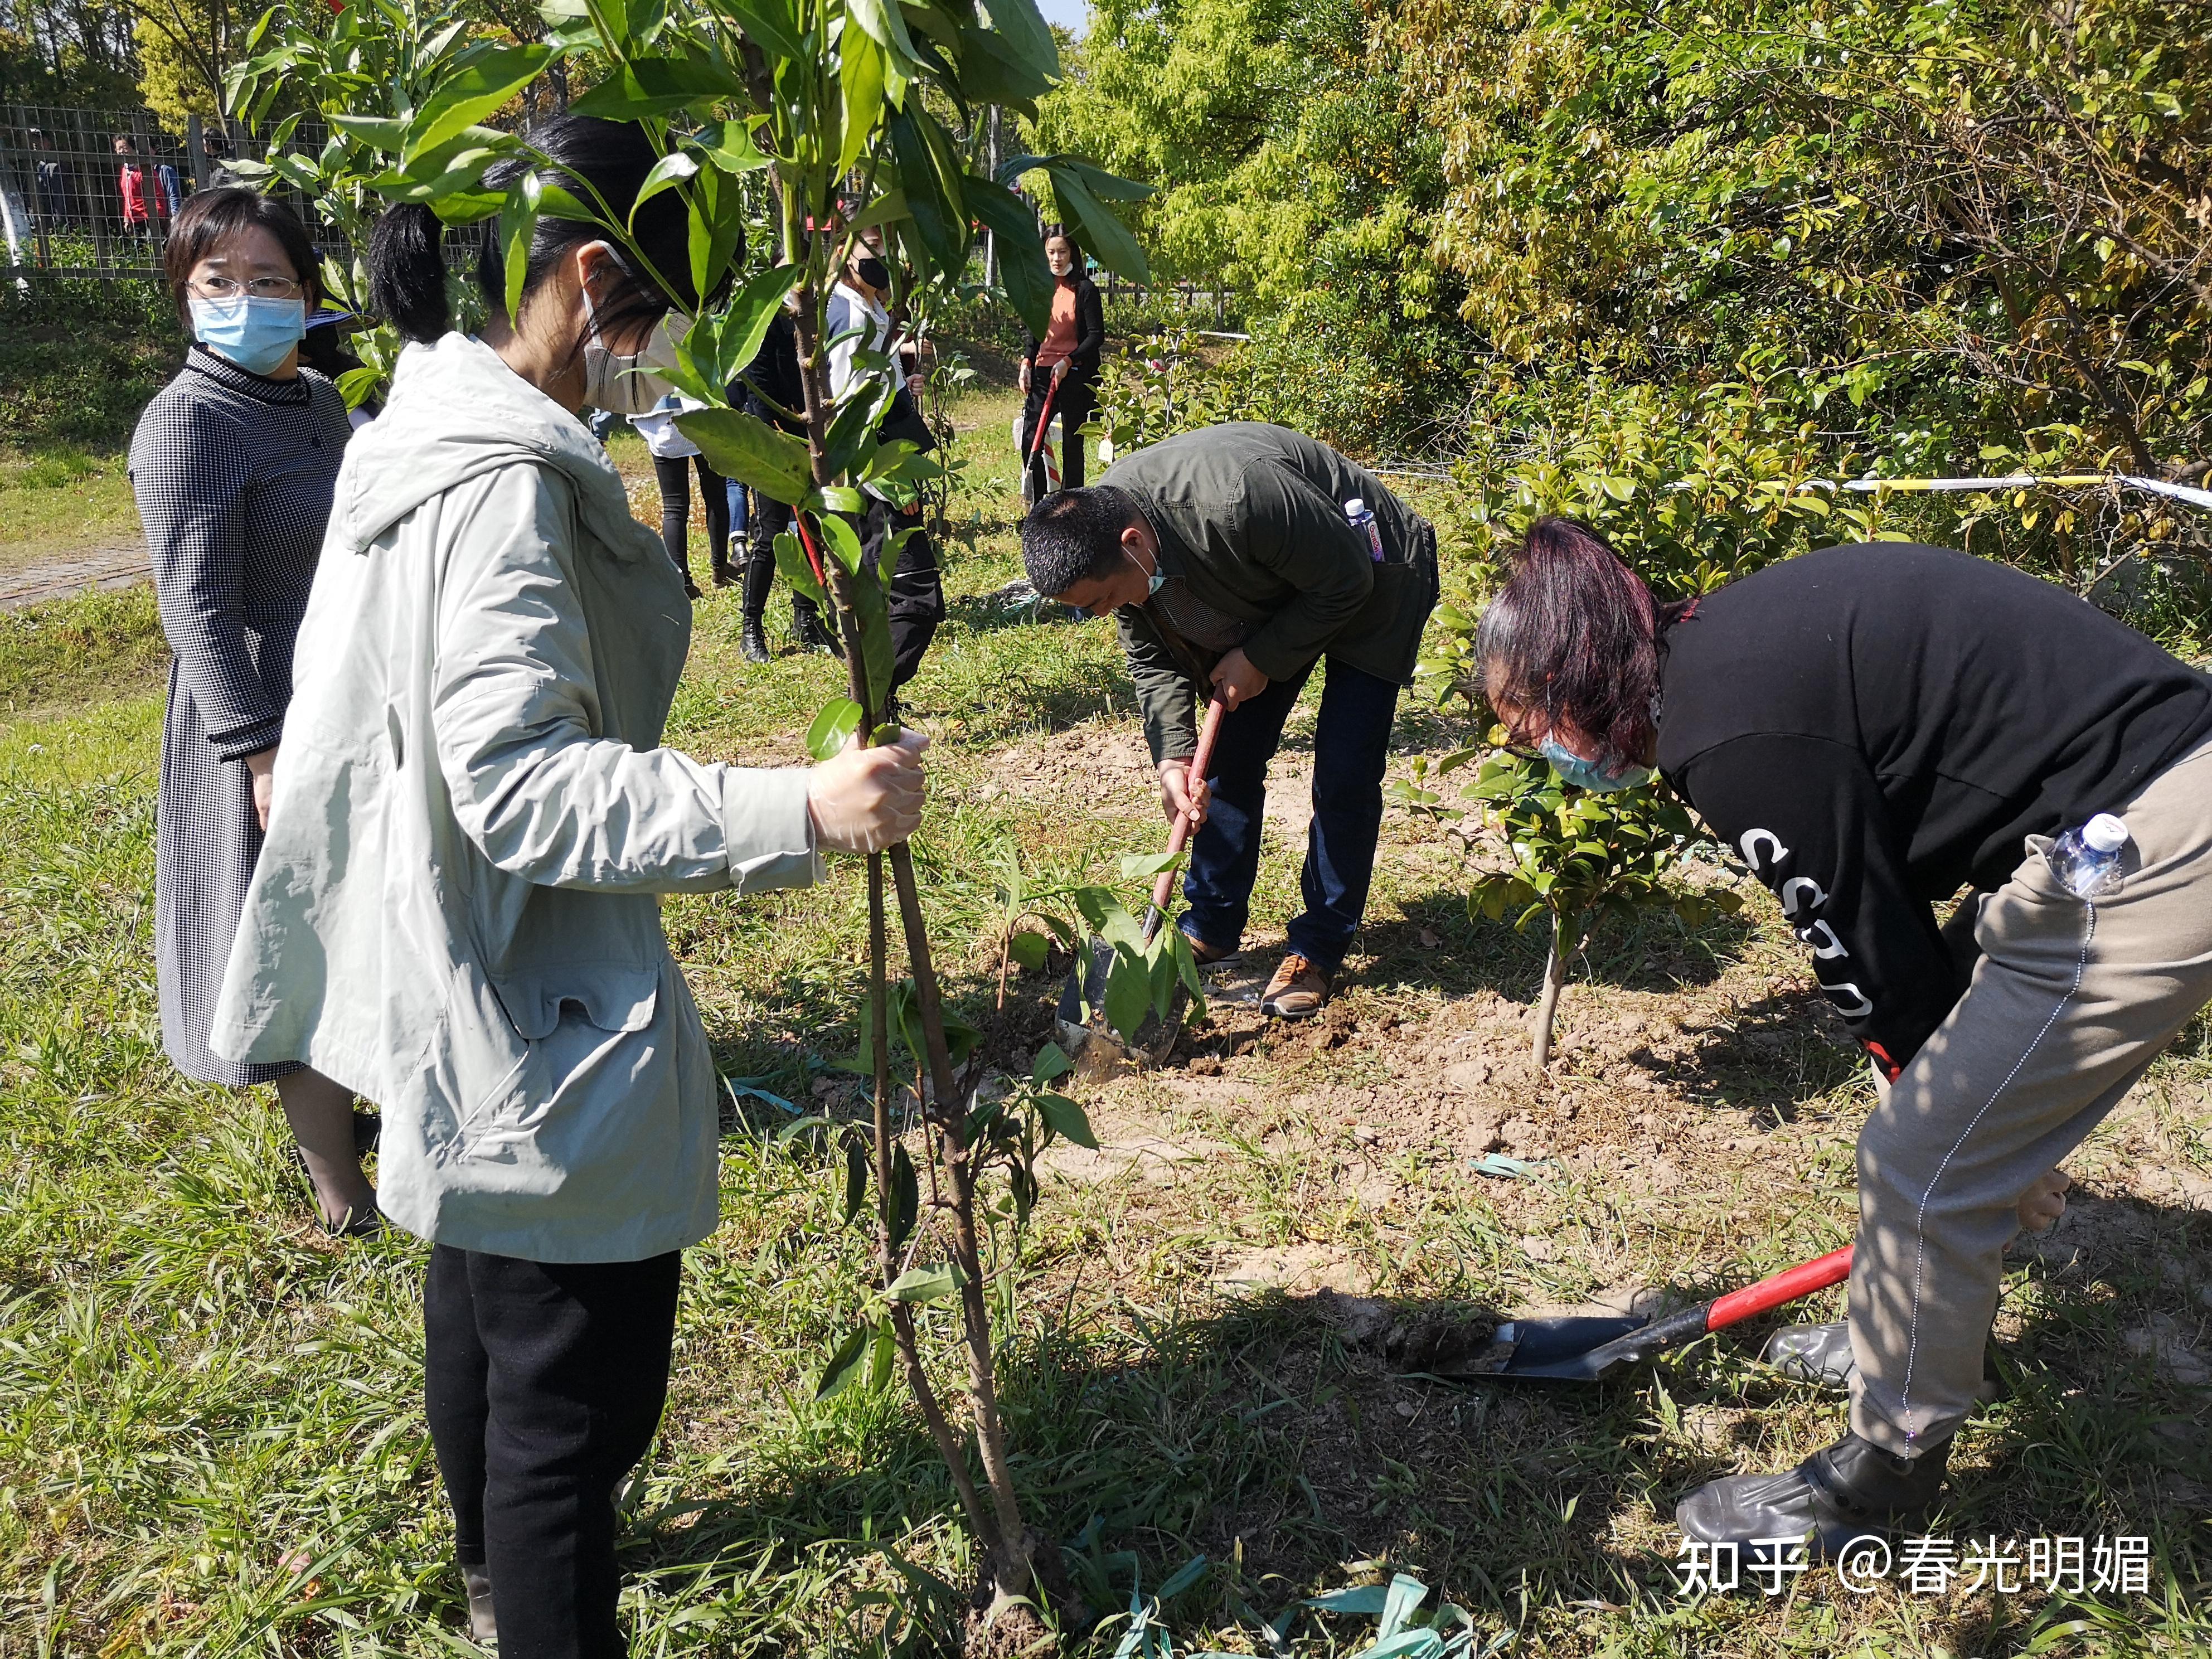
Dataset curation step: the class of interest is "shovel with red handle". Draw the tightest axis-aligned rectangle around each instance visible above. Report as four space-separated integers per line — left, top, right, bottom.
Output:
1140 694 1227 944
1056 695 1228 1059
1437 1245 1856 1383
1021 371 1062 503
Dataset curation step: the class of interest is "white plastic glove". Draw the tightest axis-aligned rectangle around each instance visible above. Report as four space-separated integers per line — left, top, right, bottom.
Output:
807 730 929 854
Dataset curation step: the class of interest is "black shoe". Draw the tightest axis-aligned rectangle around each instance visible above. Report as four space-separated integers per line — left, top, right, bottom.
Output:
352 1109 382 1157
710 559 739 589
461 1561 497 1643
793 608 843 657
1676 1430 1953 1561
740 619 772 663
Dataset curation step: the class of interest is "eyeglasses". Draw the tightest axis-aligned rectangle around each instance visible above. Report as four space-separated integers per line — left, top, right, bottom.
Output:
192 275 303 301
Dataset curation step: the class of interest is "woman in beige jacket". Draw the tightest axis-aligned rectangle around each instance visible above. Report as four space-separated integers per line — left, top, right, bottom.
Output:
212 118 924 1655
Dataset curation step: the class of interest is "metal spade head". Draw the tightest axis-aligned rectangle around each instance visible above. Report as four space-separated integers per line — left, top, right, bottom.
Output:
1430 1313 1657 1384
1055 937 1186 1067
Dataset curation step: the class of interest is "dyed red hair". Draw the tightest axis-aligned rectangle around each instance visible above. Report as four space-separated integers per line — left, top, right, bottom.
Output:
1476 517 1671 764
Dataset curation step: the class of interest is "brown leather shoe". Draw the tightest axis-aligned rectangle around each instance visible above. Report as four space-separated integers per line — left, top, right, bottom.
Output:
1260 952 1330 1018
1182 930 1240 966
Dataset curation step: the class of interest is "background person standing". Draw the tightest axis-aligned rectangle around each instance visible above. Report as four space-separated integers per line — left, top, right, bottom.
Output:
130 186 376 1234
1019 226 1103 506
735 301 840 661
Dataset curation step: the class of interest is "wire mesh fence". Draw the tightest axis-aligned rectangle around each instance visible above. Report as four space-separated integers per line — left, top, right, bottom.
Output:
0 104 343 281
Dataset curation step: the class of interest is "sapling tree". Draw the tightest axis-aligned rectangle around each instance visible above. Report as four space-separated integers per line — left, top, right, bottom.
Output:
226 0 1149 1631
1393 744 1733 1066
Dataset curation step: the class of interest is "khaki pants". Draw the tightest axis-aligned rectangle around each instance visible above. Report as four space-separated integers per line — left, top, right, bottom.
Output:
1850 740 2212 1455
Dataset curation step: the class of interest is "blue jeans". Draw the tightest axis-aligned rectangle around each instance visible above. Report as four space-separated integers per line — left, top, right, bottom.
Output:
1180 657 1403 976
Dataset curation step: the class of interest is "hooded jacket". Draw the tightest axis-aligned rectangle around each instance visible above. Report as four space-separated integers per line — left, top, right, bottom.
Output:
211 333 821 1261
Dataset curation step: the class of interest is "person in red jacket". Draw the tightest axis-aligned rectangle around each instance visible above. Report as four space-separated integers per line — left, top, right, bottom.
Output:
114 135 149 237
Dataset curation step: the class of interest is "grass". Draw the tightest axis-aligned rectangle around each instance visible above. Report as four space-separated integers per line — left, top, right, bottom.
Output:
1 373 2208 1657
0 280 181 576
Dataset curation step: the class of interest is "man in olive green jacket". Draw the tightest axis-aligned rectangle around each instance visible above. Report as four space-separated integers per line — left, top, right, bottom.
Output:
1022 421 1438 1016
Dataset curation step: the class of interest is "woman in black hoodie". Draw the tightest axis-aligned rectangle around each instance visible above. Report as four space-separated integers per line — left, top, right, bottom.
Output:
1020 226 1104 506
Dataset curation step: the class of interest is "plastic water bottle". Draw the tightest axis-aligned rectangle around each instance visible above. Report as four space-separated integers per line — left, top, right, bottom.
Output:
2048 813 2128 898
1346 497 1384 562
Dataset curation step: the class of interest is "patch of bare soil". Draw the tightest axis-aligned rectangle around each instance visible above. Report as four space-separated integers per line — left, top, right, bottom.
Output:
964 717 1157 821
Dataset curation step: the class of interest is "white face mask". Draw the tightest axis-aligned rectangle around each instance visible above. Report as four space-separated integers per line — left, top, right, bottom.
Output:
578 245 684 416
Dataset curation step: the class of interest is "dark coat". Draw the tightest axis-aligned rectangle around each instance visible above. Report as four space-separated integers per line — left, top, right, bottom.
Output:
1101 423 1438 763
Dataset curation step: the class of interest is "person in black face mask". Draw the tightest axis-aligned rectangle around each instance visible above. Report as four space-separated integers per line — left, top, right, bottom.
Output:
1019 226 1104 508
824 226 944 711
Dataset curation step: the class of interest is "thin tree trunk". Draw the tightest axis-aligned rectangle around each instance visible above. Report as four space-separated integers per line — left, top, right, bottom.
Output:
1532 910 1576 1069
785 180 1034 1602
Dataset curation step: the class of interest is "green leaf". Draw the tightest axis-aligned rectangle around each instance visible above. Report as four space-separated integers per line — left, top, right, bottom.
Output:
816 1325 871 1399
886 1264 963 1303
869 1322 896 1390
329 114 410 154
1118 848 1182 882
955 23 1052 108
1047 164 1149 282
977 0 1058 79
1031 1041 1073 1083
818 511 866 575
806 486 867 516
884 106 966 277
1073 886 1143 950
1036 1091 1098 1149
889 1143 918 1252
409 43 555 161
839 554 898 712
630 148 700 226
693 119 768 174
1008 930 1050 971
570 54 746 118
497 176 539 327
837 24 887 177
1101 943 1152 1041
842 1136 867 1225
807 698 863 760
847 0 917 69
772 530 823 604
675 407 812 501
722 0 805 62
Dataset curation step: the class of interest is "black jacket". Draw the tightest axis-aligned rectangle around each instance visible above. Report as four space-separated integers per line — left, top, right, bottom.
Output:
1023 273 1105 380
1657 544 2212 1075
739 311 806 436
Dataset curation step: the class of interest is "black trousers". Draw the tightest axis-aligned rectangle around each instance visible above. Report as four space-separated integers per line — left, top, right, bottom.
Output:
861 497 945 693
1022 372 1092 499
740 491 823 626
425 1246 682 1659
650 453 729 580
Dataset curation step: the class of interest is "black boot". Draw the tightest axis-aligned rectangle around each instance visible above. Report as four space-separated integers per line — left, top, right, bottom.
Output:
1676 1430 1953 1560
793 602 843 658
739 553 774 662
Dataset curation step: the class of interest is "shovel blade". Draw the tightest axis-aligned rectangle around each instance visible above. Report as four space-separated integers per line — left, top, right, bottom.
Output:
1439 1314 1654 1384
1056 937 1184 1066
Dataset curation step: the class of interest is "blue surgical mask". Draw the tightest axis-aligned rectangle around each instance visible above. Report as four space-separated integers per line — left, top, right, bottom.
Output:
1540 735 1652 793
190 294 306 376
1129 549 1165 599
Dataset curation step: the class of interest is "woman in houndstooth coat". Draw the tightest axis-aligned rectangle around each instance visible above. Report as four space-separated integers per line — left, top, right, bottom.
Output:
128 186 377 1232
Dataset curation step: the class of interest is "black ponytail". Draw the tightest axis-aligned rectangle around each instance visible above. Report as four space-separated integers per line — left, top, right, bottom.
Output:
367 116 727 353
369 202 450 345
